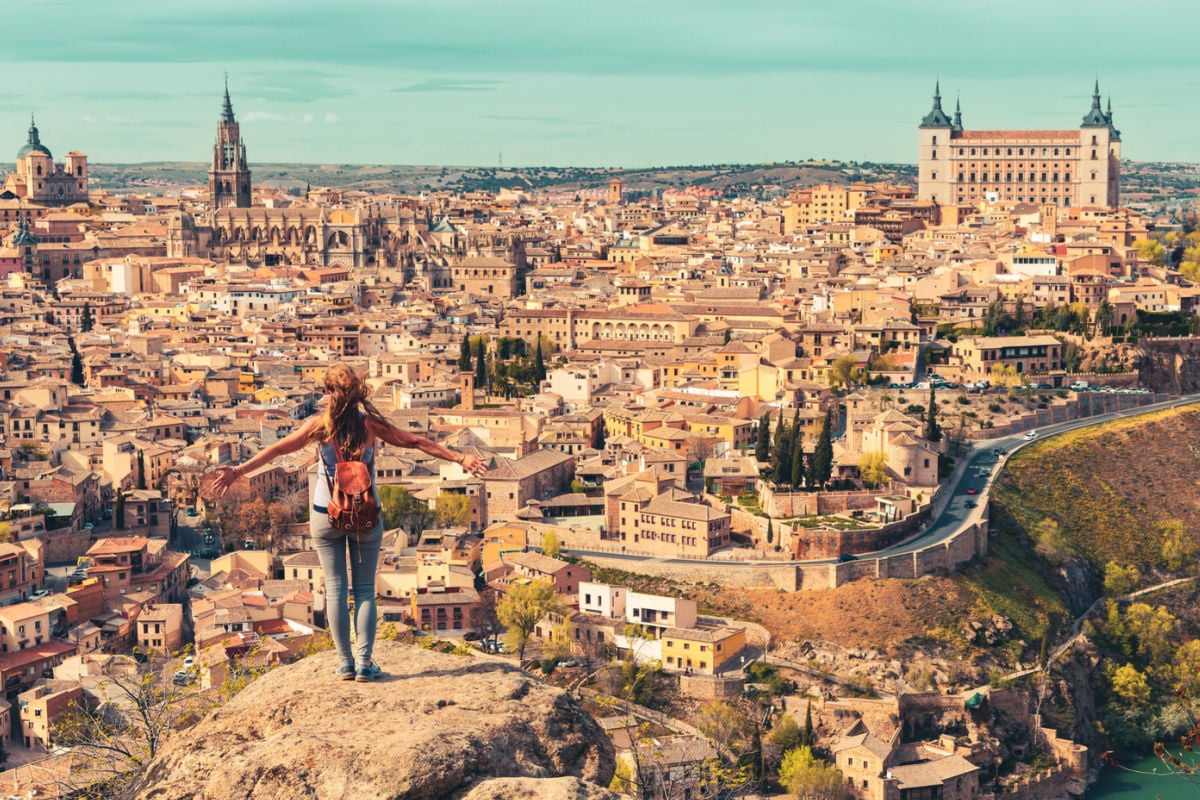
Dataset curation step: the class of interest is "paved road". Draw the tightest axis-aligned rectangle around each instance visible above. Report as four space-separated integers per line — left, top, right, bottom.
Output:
565 393 1200 568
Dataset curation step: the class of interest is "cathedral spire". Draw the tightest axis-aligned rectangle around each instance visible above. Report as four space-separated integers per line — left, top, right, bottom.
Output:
221 73 236 125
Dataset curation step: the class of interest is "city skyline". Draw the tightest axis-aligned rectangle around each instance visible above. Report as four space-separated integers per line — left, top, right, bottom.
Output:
3 0 1197 168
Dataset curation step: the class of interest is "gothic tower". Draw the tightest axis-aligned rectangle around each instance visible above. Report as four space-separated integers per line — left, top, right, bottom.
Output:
209 77 252 209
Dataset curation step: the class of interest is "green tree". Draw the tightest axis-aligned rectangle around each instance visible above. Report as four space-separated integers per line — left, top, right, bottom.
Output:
71 350 85 386
770 712 802 753
136 450 146 491
807 414 833 489
779 745 842 799
115 490 125 530
694 700 752 754
1109 662 1151 706
1033 517 1071 563
858 450 889 489
534 339 547 383
1095 299 1114 336
1103 561 1141 597
434 492 471 528
80 302 94 333
541 528 562 559
1123 602 1178 665
802 700 815 748
1134 238 1167 267
458 334 472 372
755 412 771 464
474 338 488 390
772 413 792 488
765 518 774 545
1158 518 1197 573
377 484 434 537
496 578 562 661
923 384 941 442
828 355 858 389
790 423 805 488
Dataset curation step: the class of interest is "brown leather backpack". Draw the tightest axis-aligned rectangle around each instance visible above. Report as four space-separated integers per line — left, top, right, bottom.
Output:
324 442 379 534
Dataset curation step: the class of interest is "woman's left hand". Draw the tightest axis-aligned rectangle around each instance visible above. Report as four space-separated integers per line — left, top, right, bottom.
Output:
204 465 242 498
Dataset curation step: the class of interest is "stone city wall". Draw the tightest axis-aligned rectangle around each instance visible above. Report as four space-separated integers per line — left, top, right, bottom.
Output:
36 528 93 564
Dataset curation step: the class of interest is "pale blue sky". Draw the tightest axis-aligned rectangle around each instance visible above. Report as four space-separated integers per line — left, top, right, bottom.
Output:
2 0 1196 167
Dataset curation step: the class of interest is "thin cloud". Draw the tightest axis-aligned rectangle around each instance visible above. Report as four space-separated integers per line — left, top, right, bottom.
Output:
323 113 339 123
391 79 500 93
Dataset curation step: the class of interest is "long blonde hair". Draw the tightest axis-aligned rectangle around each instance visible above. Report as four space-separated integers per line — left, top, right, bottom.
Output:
309 363 384 459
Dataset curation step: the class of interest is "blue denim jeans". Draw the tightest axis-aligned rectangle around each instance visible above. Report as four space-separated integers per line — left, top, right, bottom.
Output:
311 510 383 665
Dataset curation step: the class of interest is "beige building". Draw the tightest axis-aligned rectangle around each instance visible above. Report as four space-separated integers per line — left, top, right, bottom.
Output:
136 602 184 655
18 680 82 751
949 334 1064 380
918 82 1120 208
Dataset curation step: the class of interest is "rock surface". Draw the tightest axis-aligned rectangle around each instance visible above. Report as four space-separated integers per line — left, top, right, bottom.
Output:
130 641 616 800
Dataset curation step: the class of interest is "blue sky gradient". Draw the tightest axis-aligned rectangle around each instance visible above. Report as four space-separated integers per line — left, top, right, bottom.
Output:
3 1 1196 166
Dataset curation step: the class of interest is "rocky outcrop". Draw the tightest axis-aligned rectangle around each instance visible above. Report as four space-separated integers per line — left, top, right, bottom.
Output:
1135 338 1200 393
131 641 618 800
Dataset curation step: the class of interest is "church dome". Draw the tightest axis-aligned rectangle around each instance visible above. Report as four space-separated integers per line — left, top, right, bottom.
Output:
16 117 51 160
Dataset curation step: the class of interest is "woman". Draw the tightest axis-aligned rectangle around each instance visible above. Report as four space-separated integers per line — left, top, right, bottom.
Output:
208 363 488 682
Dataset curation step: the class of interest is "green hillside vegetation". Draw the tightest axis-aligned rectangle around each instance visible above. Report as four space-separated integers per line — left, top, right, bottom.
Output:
986 406 1200 756
994 407 1200 569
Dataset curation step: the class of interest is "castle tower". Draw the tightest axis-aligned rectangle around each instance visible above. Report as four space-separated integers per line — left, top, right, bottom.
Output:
209 77 252 209
916 81 954 204
1079 81 1118 208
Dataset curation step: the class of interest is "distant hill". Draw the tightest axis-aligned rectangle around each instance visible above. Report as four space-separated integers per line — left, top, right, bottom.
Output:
87 160 917 198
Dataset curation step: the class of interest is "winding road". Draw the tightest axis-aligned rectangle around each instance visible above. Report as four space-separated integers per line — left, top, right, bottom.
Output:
564 393 1200 568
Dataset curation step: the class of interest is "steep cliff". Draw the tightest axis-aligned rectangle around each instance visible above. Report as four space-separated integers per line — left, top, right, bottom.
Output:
1135 338 1200 393
131 642 618 800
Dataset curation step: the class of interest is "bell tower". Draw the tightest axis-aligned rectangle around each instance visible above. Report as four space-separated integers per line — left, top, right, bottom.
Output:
209 76 252 209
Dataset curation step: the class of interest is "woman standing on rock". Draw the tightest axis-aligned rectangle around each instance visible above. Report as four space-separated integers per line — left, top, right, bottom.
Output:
207 363 488 681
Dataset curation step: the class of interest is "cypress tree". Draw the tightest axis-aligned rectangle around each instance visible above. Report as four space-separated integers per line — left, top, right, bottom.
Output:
115 491 125 530
765 518 773 544
808 413 833 489
458 335 471 372
534 339 547 382
80 302 93 333
136 450 146 490
791 432 806 489
802 700 815 748
772 415 792 488
755 412 771 463
475 339 487 388
70 351 84 386
924 384 942 442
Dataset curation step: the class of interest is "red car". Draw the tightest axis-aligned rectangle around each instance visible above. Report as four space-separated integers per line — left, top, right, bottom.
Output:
966 487 977 495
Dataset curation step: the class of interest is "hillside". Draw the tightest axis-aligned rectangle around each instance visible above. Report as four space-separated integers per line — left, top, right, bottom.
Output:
88 160 916 196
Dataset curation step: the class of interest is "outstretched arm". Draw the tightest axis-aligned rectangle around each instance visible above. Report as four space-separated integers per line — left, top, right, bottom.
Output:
368 417 488 477
207 418 320 497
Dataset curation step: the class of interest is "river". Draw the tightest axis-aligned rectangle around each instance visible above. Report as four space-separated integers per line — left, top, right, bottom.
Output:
1087 753 1199 798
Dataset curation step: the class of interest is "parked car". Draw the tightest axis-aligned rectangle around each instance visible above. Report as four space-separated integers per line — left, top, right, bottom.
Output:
29 589 50 600
556 658 579 668
186 508 198 517
964 499 978 509
836 553 858 563
463 631 482 641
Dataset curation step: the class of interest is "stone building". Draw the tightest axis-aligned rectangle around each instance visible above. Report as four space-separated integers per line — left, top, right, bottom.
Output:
3 117 88 206
918 82 1121 208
